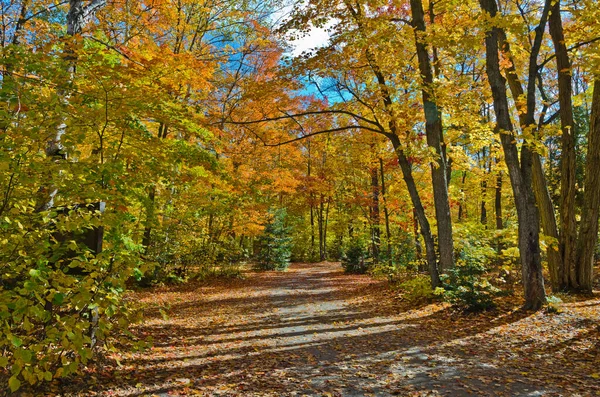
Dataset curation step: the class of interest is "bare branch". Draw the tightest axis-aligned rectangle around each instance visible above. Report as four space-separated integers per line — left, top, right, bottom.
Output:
244 124 383 147
225 109 383 128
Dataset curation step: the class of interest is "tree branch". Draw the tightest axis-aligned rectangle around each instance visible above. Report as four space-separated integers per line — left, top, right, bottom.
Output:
244 124 384 147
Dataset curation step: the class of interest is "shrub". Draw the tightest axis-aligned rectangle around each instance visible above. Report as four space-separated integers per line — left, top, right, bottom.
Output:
341 238 370 274
435 243 500 311
398 274 434 302
255 208 292 271
546 295 563 313
0 207 143 392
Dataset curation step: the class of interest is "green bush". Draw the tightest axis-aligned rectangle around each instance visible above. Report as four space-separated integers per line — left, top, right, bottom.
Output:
435 243 500 311
546 295 563 313
341 238 370 274
398 274 434 302
256 208 292 271
0 207 144 392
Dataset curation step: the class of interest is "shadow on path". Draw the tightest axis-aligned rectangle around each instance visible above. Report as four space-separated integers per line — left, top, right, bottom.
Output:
49 262 600 397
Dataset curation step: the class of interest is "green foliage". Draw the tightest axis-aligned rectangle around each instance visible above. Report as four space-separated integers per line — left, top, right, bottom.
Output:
546 295 564 313
341 238 370 274
370 231 419 281
435 242 501 311
398 274 434 302
0 206 143 390
256 209 292 271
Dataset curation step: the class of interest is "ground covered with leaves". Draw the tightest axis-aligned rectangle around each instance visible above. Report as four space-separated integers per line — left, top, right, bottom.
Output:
26 262 600 396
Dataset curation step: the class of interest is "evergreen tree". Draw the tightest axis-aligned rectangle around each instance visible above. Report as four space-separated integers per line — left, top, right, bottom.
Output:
256 208 292 271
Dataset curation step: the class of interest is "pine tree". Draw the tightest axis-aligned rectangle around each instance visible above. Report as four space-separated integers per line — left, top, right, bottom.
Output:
256 208 292 271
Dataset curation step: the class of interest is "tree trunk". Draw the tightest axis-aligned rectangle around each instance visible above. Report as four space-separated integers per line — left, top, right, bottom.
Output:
142 185 156 251
319 194 326 261
308 141 316 260
495 170 503 230
35 0 107 212
391 135 440 287
413 207 423 269
343 1 440 285
458 171 467 221
410 0 455 273
370 163 381 263
479 0 546 310
499 26 562 291
575 80 600 293
549 1 578 291
380 158 392 262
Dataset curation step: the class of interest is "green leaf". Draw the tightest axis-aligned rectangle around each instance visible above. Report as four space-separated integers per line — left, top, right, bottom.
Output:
9 375 21 392
52 293 65 305
11 335 23 347
0 356 8 368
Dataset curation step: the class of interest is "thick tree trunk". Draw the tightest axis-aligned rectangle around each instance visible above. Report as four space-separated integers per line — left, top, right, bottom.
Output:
479 0 546 310
549 1 578 291
500 34 562 291
575 80 600 293
410 0 454 273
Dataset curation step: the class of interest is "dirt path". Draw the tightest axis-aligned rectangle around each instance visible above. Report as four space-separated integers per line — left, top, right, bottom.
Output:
55 262 599 396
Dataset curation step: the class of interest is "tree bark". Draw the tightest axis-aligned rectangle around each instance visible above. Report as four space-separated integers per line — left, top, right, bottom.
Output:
479 0 546 310
390 135 440 287
575 80 600 293
343 0 440 286
549 1 578 291
410 0 455 273
458 171 467 221
370 162 381 263
495 169 503 230
35 0 107 212
380 158 393 262
497 2 561 291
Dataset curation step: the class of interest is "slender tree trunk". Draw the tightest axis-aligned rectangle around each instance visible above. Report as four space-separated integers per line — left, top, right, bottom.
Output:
324 198 330 261
370 162 380 263
575 80 600 293
495 169 503 230
479 0 546 310
319 194 325 261
344 0 440 285
391 135 440 287
35 0 107 212
413 208 423 269
308 141 315 260
410 0 455 273
458 171 467 221
380 158 392 262
480 149 489 225
142 185 156 251
11 0 30 45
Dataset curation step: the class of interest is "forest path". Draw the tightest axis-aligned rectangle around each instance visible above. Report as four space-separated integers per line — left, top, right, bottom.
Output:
60 262 599 396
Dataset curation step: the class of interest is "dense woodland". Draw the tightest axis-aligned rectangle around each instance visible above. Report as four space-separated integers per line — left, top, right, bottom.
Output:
0 0 599 393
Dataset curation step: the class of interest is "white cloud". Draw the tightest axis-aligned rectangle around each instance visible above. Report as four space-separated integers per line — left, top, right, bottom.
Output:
287 23 333 57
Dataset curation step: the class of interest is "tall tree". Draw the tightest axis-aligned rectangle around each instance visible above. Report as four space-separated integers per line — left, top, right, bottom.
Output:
478 0 547 310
